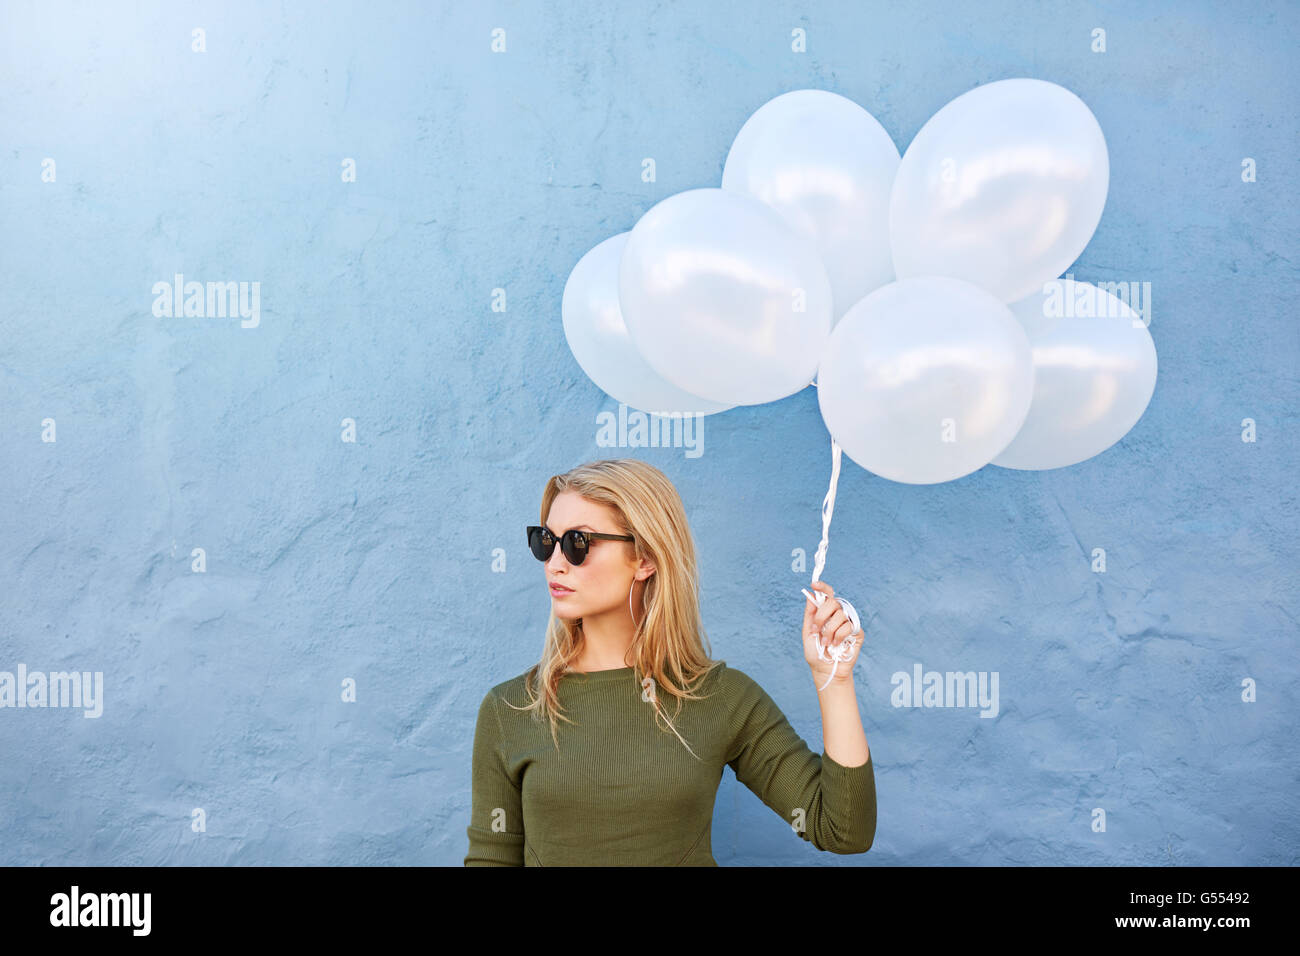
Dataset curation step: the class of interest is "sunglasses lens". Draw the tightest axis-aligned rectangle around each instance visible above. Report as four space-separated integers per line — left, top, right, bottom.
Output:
561 530 588 565
528 527 554 561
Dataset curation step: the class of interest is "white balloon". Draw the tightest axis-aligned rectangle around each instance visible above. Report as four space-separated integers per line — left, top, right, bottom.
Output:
619 187 833 406
562 233 732 416
890 78 1109 304
992 280 1157 470
817 276 1035 484
722 89 901 323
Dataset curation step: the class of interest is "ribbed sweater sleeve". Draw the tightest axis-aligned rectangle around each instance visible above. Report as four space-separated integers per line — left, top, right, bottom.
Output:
464 689 524 866
724 667 877 853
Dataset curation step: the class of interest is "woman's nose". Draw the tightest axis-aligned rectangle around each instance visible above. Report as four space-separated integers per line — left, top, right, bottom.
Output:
547 543 571 571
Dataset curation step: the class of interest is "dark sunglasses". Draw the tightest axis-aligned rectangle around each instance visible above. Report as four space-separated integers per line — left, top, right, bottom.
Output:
526 525 634 565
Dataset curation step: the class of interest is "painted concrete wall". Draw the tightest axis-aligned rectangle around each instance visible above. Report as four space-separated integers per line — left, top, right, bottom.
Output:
0 0 1295 865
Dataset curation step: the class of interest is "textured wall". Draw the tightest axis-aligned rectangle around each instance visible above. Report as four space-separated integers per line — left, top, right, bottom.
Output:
1 0 1296 866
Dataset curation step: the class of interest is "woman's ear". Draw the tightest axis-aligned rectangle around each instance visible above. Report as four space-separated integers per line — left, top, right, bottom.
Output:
638 562 656 581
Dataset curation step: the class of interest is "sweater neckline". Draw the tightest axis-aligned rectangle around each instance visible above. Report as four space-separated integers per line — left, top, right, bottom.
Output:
562 665 636 682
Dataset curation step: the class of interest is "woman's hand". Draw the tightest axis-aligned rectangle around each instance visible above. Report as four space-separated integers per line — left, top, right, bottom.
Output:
802 580 863 687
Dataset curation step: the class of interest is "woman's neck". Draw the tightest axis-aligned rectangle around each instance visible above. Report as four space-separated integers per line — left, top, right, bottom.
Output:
572 611 636 671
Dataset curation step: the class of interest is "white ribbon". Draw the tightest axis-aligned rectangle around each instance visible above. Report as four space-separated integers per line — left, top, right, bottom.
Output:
801 435 863 692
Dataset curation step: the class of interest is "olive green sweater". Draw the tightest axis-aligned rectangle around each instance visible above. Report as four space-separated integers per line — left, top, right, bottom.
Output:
464 660 876 865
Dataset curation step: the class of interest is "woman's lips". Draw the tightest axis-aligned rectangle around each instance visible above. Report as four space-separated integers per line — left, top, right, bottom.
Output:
550 584 574 596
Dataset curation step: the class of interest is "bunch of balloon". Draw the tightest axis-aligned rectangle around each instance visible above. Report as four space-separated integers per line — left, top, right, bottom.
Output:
817 78 1157 484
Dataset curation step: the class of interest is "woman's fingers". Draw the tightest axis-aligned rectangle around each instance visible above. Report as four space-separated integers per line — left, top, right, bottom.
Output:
821 613 849 645
806 583 857 647
812 612 849 644
803 583 828 627
815 598 843 632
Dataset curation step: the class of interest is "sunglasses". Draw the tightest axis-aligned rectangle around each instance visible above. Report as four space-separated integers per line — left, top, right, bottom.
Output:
526 525 634 565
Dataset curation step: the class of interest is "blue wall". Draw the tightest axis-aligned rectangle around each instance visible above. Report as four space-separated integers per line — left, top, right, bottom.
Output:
1 0 1295 865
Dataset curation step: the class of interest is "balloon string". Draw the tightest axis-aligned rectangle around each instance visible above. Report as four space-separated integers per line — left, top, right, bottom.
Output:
801 436 862 692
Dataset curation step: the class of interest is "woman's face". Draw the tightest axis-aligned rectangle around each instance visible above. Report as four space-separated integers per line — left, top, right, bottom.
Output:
541 491 641 620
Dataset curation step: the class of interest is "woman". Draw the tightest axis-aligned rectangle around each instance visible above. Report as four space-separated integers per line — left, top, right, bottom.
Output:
464 458 876 866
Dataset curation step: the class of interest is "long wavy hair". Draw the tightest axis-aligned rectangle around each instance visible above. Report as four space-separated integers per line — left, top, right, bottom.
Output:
503 458 722 757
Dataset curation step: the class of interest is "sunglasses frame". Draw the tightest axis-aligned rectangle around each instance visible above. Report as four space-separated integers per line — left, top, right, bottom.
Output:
526 525 634 565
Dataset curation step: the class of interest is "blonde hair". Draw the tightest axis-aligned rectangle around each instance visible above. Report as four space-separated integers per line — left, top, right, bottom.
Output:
503 458 722 758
